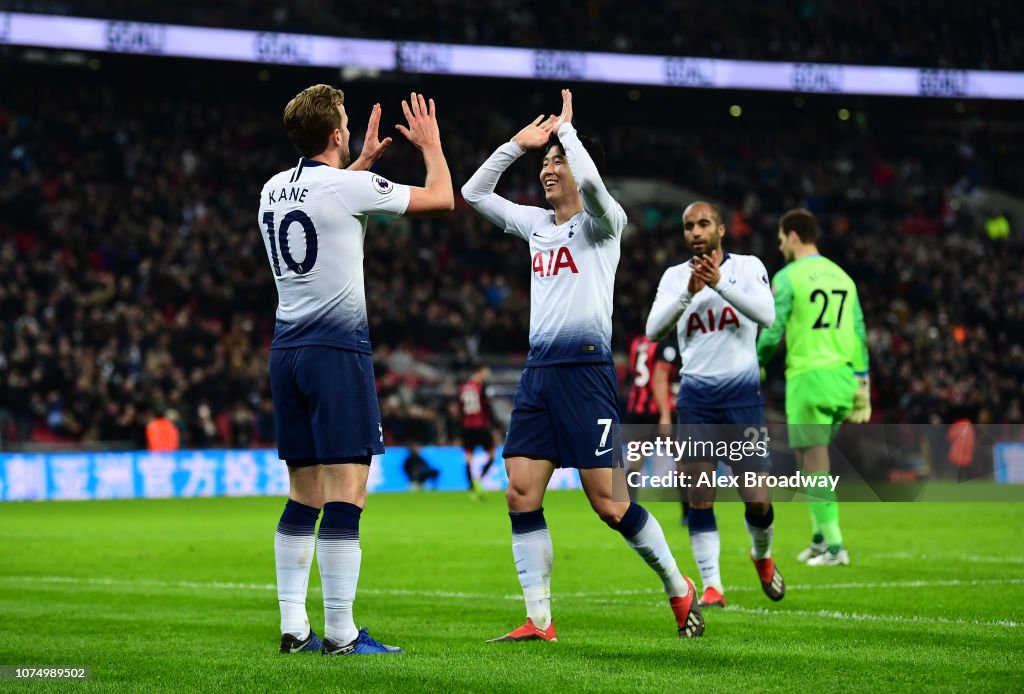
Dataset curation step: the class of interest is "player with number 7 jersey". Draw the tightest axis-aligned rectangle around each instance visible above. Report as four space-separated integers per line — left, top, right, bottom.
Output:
463 90 704 643
260 84 453 657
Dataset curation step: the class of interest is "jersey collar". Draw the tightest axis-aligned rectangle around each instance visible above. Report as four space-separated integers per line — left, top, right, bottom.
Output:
687 251 731 266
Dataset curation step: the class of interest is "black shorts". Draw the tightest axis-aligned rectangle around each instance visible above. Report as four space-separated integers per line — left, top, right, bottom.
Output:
625 412 661 426
462 427 495 452
287 455 372 468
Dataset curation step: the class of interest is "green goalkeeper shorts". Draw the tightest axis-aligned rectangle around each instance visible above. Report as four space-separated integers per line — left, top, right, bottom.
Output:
785 366 857 448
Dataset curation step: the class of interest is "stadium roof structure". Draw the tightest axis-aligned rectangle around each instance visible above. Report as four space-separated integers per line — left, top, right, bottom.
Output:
3 11 1024 100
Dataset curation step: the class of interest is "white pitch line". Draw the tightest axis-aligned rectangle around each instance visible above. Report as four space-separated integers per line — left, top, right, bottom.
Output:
873 552 1024 565
6 573 1015 634
549 597 1023 629
717 605 1021 629
566 577 1024 596
10 575 1023 597
2 574 1023 629
0 575 517 602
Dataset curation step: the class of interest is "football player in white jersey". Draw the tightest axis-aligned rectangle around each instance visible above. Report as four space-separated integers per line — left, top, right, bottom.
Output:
463 90 704 642
647 202 785 609
261 85 453 656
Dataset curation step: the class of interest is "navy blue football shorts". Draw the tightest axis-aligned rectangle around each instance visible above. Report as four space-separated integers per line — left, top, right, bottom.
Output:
674 404 772 472
270 346 384 463
503 364 621 469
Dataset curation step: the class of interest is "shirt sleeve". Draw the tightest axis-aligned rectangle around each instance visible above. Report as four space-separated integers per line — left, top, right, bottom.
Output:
333 170 411 216
713 256 775 329
557 122 626 242
756 268 793 366
646 266 693 341
852 289 869 375
461 140 540 240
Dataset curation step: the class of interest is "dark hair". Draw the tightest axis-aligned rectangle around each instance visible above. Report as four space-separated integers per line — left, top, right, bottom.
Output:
687 201 725 227
544 133 606 176
283 84 345 158
779 208 819 244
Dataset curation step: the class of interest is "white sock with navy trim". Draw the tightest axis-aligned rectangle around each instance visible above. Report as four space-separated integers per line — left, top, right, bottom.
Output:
510 509 553 630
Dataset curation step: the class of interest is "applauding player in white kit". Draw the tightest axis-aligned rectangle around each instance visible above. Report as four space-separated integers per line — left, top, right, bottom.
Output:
463 90 704 641
647 202 785 609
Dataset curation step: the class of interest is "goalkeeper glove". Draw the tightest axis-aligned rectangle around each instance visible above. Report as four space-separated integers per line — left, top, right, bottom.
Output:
847 374 871 423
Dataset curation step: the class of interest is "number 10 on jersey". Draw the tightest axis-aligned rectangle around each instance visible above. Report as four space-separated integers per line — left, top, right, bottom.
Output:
262 210 319 276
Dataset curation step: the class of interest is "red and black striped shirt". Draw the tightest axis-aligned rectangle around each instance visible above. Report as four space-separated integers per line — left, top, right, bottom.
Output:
625 334 680 415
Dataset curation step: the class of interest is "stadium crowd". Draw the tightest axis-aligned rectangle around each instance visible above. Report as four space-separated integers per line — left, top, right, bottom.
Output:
9 0 1023 70
1 70 1022 448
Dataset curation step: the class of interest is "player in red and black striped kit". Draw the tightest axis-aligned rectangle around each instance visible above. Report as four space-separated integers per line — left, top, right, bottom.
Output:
626 333 679 427
459 365 497 496
625 333 683 515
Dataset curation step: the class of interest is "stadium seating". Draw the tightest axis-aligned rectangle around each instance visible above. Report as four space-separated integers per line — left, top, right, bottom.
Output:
0 62 1022 447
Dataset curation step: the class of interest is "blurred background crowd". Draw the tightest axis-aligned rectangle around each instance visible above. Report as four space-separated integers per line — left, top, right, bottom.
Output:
0 3 1022 450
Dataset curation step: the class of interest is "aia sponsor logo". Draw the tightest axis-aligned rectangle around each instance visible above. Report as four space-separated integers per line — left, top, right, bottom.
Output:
532 247 578 277
686 307 740 336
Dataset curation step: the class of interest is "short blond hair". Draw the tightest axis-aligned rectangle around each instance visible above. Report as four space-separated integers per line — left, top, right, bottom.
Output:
283 84 345 158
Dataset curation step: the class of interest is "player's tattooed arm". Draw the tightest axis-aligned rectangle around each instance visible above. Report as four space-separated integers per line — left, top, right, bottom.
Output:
347 103 393 172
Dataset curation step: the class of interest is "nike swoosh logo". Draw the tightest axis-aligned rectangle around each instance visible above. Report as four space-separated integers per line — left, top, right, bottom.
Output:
594 448 612 456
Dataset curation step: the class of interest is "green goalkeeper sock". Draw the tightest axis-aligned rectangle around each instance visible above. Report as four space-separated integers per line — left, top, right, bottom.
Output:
806 511 823 548
806 472 843 551
807 506 824 545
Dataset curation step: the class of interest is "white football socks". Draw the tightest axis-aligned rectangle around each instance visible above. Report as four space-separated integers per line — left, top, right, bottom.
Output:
510 510 553 630
317 502 363 646
275 529 315 638
621 507 691 598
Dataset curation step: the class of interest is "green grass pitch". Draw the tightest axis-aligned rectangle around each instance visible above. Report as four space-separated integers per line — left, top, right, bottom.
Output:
1 490 1022 692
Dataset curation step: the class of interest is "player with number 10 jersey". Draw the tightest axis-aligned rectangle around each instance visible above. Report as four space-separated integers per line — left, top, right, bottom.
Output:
259 85 453 657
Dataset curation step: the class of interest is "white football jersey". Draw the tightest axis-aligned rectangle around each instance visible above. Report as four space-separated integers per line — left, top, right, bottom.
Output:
649 253 774 408
461 129 627 365
502 202 625 364
257 158 410 352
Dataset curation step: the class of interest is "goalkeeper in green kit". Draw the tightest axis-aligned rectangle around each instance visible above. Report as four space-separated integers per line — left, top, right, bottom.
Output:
756 209 870 567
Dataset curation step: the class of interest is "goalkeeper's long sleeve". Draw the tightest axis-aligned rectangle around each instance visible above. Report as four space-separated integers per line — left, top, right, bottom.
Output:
756 268 793 366
852 291 869 376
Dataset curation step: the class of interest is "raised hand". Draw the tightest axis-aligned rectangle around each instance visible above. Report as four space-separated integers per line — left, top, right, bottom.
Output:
513 114 556 150
395 92 442 153
348 103 393 171
687 266 705 294
691 248 722 289
551 89 574 131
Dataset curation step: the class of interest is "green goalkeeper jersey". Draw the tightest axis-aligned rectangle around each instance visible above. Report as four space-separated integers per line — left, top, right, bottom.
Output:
756 254 868 379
